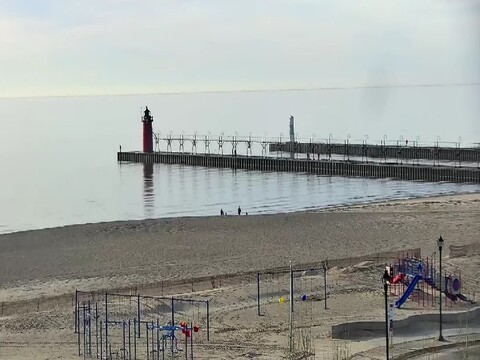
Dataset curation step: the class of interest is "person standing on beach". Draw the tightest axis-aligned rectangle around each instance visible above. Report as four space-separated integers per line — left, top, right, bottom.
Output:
220 209 224 216
238 206 241 215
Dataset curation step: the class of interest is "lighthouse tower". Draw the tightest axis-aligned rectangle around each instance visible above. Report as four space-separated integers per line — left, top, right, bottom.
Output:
142 106 154 153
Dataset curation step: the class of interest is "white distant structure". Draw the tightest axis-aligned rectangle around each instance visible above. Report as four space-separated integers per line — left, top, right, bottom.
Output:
289 116 295 143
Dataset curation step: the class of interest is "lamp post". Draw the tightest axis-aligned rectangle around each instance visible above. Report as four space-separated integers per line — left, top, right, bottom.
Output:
323 262 328 310
438 236 445 341
382 269 390 359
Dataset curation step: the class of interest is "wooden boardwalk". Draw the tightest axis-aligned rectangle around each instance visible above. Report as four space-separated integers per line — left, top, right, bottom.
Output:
118 152 480 184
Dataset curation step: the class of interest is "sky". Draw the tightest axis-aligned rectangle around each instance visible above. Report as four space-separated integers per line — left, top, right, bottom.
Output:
0 0 479 97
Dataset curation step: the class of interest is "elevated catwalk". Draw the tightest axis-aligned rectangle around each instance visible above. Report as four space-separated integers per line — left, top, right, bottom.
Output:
269 141 480 163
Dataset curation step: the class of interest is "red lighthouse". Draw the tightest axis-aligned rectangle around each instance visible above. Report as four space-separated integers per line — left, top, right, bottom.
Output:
142 106 154 153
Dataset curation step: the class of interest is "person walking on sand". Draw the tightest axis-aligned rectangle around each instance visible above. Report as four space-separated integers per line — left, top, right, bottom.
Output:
238 206 241 215
220 209 224 216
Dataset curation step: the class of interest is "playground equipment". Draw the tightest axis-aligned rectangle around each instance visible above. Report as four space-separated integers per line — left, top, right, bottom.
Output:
387 253 472 309
256 263 328 316
145 321 199 360
255 263 322 359
74 291 209 359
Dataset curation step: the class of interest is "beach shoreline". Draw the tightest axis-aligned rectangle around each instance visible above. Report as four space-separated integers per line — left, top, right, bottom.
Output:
1 192 479 298
320 190 480 211
2 189 479 237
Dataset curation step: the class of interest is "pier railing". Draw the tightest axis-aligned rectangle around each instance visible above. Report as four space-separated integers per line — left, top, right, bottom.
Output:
149 133 480 167
117 133 480 183
269 141 480 164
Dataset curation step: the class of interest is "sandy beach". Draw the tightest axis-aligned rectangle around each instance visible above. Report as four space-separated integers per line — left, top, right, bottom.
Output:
0 192 479 359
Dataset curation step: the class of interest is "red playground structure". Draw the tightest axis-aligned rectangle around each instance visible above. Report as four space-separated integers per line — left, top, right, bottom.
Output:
386 253 472 308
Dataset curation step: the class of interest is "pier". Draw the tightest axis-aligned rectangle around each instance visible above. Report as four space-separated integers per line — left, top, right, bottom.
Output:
269 141 480 163
121 109 479 184
118 151 480 184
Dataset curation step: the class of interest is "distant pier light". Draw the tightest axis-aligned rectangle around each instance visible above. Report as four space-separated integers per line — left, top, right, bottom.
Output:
289 116 295 143
142 106 154 153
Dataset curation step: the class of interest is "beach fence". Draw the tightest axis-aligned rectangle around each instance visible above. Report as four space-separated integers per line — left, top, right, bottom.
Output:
449 243 480 258
0 293 77 318
75 290 210 359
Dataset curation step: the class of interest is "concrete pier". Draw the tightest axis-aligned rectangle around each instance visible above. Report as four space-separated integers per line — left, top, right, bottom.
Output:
118 152 480 184
269 142 480 163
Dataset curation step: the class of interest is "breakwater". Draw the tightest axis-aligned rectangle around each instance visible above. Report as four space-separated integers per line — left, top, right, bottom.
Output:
118 152 480 183
269 142 480 163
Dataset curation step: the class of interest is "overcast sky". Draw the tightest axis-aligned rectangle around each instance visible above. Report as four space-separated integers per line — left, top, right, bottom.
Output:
0 0 479 97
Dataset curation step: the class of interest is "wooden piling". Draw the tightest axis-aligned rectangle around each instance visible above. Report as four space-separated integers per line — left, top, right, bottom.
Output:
117 152 480 184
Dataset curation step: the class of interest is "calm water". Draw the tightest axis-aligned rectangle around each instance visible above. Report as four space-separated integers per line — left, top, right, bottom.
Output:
0 88 479 234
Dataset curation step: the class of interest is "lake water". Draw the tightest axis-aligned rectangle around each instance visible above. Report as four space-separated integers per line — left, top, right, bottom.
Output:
0 87 479 234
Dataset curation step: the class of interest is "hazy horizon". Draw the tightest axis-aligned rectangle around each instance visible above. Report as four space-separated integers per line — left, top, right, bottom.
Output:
1 0 479 97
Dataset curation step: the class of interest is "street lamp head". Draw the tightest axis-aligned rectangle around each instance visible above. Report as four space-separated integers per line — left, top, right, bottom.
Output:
382 269 390 285
437 236 444 250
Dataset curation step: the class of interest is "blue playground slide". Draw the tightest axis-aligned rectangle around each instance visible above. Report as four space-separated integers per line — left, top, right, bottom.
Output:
395 275 421 308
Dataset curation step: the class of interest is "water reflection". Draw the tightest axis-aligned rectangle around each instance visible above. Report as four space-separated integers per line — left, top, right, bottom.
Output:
143 163 154 218
1 159 479 234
